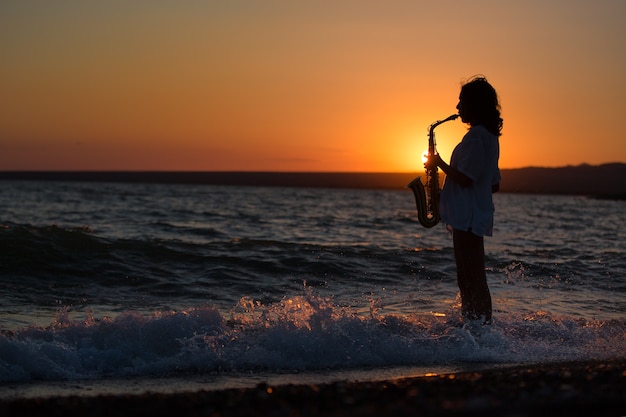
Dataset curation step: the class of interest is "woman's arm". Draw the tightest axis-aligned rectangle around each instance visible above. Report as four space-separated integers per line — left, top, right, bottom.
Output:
425 154 473 187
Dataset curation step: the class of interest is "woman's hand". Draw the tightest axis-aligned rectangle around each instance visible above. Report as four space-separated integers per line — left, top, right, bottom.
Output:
424 154 443 170
426 154 473 188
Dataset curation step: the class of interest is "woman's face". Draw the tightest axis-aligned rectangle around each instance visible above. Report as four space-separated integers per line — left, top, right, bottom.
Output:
456 99 467 123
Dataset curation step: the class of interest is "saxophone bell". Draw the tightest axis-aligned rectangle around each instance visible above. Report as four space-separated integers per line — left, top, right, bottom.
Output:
407 175 440 228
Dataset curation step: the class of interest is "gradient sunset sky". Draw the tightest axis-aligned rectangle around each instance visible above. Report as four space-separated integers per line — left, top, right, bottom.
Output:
2 1 625 172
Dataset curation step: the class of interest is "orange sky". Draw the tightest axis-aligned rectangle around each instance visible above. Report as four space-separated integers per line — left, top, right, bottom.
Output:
1 1 625 172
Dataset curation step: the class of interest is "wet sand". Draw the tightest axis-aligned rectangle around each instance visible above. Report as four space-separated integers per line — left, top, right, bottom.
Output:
1 359 624 417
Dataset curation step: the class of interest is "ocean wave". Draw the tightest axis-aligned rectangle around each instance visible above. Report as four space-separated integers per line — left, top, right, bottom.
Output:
1 289 624 383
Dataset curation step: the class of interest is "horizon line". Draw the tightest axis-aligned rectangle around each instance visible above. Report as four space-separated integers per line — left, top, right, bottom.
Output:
1 161 624 174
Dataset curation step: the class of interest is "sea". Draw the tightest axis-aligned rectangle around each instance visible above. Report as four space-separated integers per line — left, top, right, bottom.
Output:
1 179 625 396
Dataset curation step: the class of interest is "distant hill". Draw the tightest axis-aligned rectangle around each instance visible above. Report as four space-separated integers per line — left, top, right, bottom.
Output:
498 163 626 198
1 163 625 197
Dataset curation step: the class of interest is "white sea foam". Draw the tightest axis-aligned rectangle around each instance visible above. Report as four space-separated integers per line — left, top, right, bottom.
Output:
1 290 624 383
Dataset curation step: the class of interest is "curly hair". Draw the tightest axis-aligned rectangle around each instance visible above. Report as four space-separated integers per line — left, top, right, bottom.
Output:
459 76 503 137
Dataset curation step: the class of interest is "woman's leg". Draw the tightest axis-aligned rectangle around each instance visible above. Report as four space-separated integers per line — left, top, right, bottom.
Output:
453 229 492 323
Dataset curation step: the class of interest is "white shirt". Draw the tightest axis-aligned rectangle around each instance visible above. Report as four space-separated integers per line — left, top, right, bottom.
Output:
439 125 500 237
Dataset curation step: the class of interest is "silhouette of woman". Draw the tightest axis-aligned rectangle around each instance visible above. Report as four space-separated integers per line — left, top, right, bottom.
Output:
426 76 502 324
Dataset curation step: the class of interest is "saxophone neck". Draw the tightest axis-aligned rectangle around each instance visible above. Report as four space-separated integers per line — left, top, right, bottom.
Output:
444 113 460 122
427 114 458 155
428 114 459 135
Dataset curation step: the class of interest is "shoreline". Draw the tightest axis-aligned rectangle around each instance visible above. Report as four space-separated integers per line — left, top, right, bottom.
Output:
0 363 505 401
2 359 624 416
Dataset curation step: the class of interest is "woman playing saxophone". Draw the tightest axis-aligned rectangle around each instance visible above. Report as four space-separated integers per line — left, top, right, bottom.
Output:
425 76 502 325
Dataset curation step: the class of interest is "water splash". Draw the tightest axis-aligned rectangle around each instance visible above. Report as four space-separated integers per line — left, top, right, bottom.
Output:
1 288 624 383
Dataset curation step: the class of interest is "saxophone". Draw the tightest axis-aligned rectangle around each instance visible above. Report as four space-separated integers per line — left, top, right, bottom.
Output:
407 114 458 228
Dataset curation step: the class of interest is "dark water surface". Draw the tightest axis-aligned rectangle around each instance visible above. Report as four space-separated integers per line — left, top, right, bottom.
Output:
1 181 624 383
